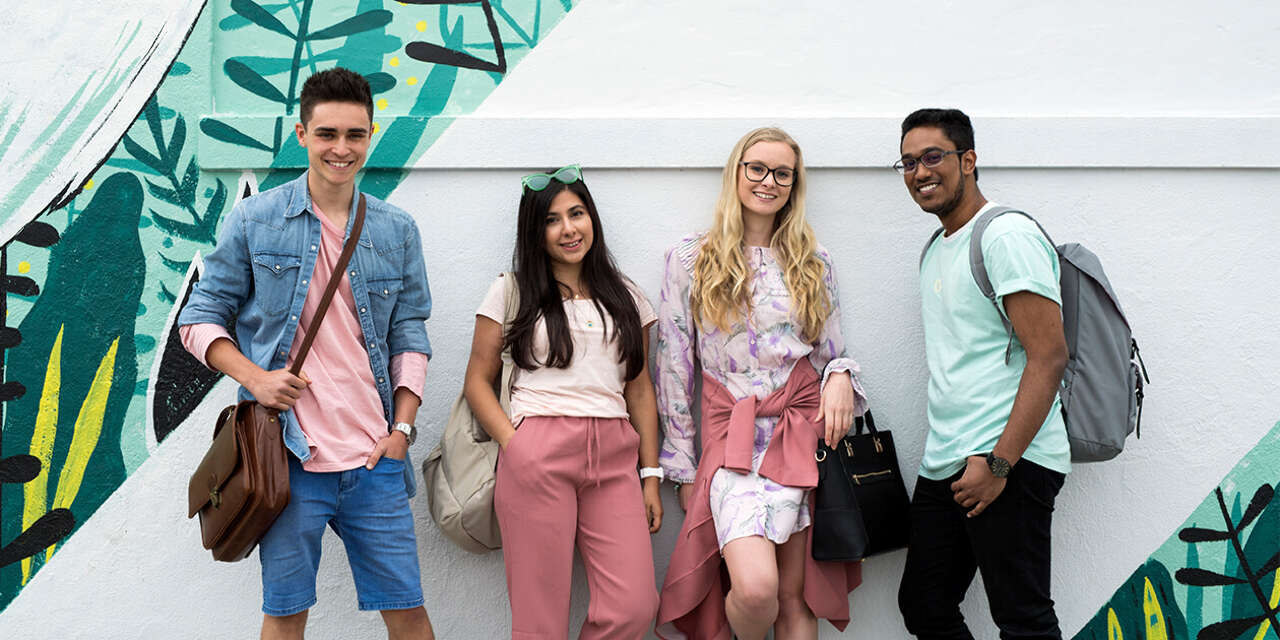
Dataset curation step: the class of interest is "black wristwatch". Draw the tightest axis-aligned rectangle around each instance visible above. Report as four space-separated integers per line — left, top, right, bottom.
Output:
985 453 1012 478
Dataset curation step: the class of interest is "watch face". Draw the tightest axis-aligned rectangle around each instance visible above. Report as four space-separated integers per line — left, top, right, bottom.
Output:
987 454 1011 478
394 423 416 444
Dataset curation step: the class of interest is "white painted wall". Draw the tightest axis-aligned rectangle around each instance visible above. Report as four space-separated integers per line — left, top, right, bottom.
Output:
4 1 1280 638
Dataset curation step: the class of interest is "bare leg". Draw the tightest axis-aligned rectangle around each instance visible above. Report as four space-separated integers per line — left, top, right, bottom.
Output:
261 611 307 640
774 531 817 639
722 535 780 640
381 606 435 640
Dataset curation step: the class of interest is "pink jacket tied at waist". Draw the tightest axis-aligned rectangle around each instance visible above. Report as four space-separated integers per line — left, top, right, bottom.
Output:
656 360 862 639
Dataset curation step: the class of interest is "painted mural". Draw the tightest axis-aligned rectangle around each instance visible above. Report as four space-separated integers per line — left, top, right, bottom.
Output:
0 0 575 611
1073 421 1280 640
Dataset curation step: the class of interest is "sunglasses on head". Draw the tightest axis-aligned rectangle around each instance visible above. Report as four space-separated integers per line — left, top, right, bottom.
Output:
521 164 582 191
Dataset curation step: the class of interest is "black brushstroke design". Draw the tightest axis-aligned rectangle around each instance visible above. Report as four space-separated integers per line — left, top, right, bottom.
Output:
0 510 74 569
151 263 224 444
0 221 72 572
0 456 39 484
17 1 208 240
401 0 507 73
1175 484 1280 639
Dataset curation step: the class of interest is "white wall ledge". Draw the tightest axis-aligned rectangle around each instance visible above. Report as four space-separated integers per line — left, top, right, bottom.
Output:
412 116 1280 169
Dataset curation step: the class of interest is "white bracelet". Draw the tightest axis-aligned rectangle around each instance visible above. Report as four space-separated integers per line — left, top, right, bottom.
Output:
639 467 664 481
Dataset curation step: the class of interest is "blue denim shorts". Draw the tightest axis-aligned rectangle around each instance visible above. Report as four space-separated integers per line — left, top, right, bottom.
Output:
258 455 424 616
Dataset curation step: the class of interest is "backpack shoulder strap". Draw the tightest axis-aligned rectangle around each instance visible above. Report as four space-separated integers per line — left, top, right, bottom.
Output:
968 206 1057 364
919 227 946 270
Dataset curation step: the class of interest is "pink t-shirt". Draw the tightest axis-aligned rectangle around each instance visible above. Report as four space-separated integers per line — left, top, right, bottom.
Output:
180 202 427 472
476 274 656 425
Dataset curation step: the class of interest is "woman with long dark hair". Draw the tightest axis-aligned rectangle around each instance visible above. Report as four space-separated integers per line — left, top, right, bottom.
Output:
463 165 663 639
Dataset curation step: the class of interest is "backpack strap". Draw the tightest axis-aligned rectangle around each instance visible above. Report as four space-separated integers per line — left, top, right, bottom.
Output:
967 206 1057 364
919 227 946 270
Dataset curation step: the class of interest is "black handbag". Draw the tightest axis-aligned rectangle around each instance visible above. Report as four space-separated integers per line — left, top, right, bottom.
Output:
812 410 911 561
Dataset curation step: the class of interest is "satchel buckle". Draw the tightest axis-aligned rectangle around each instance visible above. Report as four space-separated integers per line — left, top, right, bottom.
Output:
873 437 883 453
207 473 222 508
844 440 853 458
815 449 827 462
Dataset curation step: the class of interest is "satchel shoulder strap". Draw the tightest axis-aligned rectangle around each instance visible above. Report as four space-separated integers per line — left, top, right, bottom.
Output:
289 194 365 376
497 272 520 409
500 271 520 326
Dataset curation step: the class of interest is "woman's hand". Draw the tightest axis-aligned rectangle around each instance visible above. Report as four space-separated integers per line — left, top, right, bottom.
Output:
643 478 663 533
678 482 695 512
816 371 856 447
496 426 517 450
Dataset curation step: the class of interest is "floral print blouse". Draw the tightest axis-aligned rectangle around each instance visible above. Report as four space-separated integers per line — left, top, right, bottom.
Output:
656 233 868 545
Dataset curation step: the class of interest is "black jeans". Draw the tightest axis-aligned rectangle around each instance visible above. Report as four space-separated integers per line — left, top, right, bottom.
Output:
897 459 1066 640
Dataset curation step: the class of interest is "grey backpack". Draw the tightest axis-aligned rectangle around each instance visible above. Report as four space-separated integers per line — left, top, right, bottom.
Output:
921 207 1149 462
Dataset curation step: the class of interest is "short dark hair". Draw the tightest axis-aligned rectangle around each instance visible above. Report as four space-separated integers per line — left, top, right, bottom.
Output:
901 108 978 181
299 67 373 125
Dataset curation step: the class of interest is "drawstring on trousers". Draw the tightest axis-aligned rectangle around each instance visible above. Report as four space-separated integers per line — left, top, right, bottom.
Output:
586 418 602 488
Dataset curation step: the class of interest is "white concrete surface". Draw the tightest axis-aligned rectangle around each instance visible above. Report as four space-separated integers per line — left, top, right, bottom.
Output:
3 1 1280 638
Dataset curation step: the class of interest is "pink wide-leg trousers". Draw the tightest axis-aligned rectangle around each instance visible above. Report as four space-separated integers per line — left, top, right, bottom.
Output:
495 416 659 640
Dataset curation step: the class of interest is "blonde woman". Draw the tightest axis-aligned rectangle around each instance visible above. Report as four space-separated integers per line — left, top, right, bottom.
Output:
655 128 867 640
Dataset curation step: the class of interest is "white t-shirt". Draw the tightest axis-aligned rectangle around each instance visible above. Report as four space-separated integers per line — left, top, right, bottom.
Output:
476 274 657 425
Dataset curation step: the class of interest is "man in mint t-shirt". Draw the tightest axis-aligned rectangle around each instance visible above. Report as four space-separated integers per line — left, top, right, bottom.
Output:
894 109 1070 640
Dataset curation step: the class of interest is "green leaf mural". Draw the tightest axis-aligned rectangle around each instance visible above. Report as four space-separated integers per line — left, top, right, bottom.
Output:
1187 527 1203 633
1074 423 1280 640
0 173 145 609
1076 560 1188 640
229 0 294 38
1229 483 1280 638
0 0 579 614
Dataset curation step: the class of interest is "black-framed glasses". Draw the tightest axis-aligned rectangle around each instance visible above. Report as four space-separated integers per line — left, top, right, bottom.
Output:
522 164 582 191
893 149 967 175
740 161 795 187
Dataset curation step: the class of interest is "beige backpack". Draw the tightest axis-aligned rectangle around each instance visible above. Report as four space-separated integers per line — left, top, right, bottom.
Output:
422 273 518 553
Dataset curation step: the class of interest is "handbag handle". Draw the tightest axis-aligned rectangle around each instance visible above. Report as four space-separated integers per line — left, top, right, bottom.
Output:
853 409 878 436
851 409 885 454
288 194 366 377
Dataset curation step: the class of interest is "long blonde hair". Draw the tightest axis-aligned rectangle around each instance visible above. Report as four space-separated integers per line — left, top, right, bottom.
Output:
691 127 830 342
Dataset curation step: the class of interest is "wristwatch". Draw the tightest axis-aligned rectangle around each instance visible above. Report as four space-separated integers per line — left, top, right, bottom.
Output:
986 453 1012 478
640 467 664 481
391 422 417 446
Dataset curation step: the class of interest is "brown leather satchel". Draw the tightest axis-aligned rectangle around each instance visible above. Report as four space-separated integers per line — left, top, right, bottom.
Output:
187 195 366 562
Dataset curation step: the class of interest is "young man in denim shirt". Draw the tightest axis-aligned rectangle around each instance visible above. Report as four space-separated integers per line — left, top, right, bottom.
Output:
895 109 1070 640
178 68 435 640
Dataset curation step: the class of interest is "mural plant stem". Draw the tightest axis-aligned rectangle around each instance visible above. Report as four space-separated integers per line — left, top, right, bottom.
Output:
1176 485 1280 639
1214 487 1280 637
285 0 314 117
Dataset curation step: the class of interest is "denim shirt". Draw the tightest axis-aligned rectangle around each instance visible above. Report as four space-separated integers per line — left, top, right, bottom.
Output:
178 171 431 495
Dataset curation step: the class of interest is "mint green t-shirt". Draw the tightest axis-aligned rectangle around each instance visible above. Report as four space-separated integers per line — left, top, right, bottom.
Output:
918 203 1072 480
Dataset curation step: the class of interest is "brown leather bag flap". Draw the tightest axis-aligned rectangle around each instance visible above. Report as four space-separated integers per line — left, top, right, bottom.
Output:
188 403 244 518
